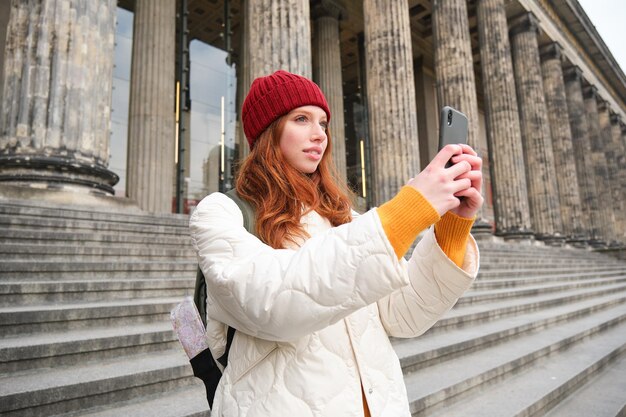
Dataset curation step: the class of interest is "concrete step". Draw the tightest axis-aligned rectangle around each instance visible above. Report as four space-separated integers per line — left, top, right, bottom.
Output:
471 269 626 290
0 200 189 227
477 264 625 279
431 282 626 333
0 213 188 236
0 260 196 280
0 349 197 417
403 306 626 415
478 256 623 270
393 292 626 373
424 319 626 416
0 243 196 261
0 279 195 306
543 354 626 417
480 249 608 258
56 384 210 417
458 276 626 306
0 298 180 336
0 228 192 247
0 322 176 373
479 248 616 262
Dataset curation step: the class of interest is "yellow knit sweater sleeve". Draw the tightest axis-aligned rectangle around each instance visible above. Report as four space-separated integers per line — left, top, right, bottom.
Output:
376 186 475 266
434 212 475 267
376 186 440 259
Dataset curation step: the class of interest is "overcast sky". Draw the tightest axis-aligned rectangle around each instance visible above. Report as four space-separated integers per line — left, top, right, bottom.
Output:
577 0 626 74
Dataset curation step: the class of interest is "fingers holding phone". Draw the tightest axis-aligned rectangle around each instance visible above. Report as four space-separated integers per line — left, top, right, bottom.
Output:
450 151 482 193
449 148 484 218
437 106 483 218
406 146 471 216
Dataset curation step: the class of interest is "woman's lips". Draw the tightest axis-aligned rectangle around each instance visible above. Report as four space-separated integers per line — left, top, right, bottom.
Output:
303 146 323 160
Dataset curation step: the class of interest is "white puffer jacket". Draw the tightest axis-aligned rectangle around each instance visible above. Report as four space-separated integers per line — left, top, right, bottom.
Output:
190 192 479 417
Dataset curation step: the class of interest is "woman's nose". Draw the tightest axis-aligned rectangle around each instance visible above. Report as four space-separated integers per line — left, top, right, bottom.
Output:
312 124 327 141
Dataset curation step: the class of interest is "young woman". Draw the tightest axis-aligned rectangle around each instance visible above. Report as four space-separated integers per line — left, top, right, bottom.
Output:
190 70 482 417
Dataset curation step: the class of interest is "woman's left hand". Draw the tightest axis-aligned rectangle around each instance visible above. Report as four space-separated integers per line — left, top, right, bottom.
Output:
449 144 484 219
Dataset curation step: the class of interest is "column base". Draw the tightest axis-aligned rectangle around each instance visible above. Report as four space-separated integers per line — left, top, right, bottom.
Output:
0 154 119 195
471 218 494 239
588 238 608 250
599 246 626 260
565 234 590 249
495 226 535 246
534 233 567 247
0 183 141 211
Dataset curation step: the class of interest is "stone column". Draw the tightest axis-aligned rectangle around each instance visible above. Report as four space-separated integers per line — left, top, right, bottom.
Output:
476 0 532 239
312 0 347 184
126 0 176 213
583 86 611 244
509 13 563 243
595 98 618 243
539 43 584 242
246 0 311 80
236 2 251 160
433 0 480 148
563 67 599 243
609 112 625 240
432 0 491 234
0 0 118 194
432 0 492 233
0 0 11 102
363 0 419 205
615 120 626 237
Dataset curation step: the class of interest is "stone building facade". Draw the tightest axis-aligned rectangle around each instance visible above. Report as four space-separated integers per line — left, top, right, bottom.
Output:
0 0 624 249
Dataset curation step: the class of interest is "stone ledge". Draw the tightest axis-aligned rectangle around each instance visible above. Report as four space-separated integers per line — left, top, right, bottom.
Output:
0 184 141 213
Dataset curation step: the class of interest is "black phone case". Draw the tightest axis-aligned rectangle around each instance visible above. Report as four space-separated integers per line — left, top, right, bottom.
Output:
438 106 468 150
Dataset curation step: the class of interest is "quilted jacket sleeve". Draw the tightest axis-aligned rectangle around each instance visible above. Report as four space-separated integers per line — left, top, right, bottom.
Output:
377 226 479 338
189 192 411 342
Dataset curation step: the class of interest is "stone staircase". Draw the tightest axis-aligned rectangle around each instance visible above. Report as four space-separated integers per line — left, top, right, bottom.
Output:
0 198 209 417
0 198 625 416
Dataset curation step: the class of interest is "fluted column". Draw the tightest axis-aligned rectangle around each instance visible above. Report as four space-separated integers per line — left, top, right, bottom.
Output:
539 43 584 242
563 67 599 243
433 0 492 233
509 13 563 243
583 86 611 244
476 0 532 239
0 0 10 101
609 112 625 241
312 0 347 183
246 0 311 80
236 3 251 160
363 0 419 205
595 98 618 243
0 0 118 194
616 120 626 232
126 0 175 213
433 0 479 148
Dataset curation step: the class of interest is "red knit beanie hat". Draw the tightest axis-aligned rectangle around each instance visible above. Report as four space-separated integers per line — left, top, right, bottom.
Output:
242 70 331 149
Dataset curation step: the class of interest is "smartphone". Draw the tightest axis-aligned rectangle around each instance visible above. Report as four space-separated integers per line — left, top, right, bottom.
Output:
438 106 468 167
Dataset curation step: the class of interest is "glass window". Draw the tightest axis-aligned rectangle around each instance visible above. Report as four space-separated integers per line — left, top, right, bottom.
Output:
184 40 237 213
109 7 133 197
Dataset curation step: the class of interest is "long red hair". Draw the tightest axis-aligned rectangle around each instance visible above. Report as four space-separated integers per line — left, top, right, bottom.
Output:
235 117 353 249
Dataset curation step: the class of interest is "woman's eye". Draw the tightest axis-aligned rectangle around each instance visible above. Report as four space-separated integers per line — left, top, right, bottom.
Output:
295 116 307 122
320 122 328 130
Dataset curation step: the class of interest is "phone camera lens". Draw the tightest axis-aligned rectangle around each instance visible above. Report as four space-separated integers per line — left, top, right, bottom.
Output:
447 110 453 126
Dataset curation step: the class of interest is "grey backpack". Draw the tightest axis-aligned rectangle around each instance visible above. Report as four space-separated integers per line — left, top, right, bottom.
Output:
191 189 256 407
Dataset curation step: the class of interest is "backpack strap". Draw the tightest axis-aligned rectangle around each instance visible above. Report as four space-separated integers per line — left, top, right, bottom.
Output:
190 190 256 406
216 326 236 368
193 189 256 327
225 188 257 237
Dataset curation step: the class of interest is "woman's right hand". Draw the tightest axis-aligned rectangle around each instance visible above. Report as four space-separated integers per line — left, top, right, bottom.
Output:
406 144 472 216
